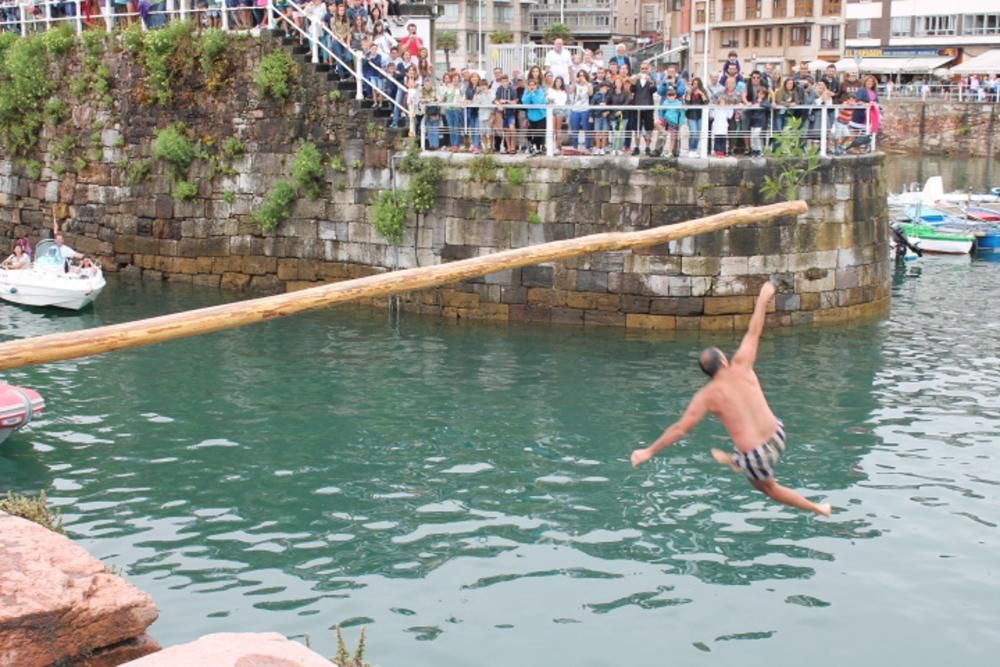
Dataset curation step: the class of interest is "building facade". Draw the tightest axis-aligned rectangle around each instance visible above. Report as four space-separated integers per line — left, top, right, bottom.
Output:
688 0 844 77
435 0 535 70
845 0 1000 74
527 0 641 50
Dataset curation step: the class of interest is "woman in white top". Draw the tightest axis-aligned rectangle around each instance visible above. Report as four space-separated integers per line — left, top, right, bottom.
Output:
0 244 29 270
372 21 397 60
568 71 593 152
547 76 568 153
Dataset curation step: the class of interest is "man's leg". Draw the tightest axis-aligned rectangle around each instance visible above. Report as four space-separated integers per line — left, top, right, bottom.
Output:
753 479 831 516
711 448 741 473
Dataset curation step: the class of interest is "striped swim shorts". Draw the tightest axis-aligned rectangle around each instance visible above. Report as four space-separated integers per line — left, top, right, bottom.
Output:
733 420 786 482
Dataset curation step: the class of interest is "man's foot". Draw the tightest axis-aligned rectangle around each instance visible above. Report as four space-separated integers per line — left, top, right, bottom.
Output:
711 448 741 473
816 503 832 516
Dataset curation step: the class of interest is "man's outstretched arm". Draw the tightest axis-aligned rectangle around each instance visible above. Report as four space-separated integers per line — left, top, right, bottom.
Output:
631 390 709 467
731 281 776 368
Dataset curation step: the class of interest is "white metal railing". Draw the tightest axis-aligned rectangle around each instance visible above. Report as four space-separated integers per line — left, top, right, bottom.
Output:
878 82 1000 102
410 102 876 159
488 44 584 77
0 0 410 120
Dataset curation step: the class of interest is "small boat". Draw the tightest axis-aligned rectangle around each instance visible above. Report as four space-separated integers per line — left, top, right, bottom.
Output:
0 240 105 310
975 228 1000 252
897 223 975 255
890 177 1000 207
0 382 45 444
904 204 959 224
964 206 1000 222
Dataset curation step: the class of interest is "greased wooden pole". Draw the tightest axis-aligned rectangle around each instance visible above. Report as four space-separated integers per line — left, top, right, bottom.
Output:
0 201 807 370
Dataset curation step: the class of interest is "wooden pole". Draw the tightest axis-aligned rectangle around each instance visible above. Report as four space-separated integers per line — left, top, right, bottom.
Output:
0 202 806 370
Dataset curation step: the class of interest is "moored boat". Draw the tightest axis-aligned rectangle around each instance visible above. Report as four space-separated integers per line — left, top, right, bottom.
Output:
964 206 1000 223
0 240 105 311
0 382 45 444
897 223 976 255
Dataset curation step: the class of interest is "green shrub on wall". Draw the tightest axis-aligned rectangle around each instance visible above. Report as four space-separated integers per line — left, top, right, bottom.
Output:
153 124 195 177
253 181 297 232
174 180 198 200
291 141 325 199
256 49 295 102
140 20 196 105
0 35 55 154
371 191 407 244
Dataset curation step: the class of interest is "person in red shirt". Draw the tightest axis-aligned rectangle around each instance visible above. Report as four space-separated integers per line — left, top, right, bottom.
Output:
398 23 424 66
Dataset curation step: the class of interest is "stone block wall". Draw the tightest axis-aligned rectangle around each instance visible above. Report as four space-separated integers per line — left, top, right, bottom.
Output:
879 100 998 157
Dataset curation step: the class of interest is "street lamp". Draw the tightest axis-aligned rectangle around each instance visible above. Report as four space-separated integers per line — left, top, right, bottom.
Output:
703 0 710 82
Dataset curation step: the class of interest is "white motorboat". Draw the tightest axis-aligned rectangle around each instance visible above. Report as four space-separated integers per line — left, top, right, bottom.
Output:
889 176 1000 207
0 240 106 310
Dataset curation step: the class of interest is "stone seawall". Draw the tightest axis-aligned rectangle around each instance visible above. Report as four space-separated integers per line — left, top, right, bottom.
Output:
879 100 998 157
1 149 890 330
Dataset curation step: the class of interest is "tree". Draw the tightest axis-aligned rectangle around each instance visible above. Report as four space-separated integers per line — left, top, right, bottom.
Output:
436 31 458 72
544 23 573 44
490 30 514 45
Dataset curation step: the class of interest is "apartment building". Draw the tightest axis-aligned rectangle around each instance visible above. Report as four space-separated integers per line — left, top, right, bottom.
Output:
688 0 845 77
435 0 535 69
845 0 999 75
527 0 641 50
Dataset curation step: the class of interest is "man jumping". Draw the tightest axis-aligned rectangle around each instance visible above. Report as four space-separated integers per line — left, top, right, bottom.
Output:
630 282 832 516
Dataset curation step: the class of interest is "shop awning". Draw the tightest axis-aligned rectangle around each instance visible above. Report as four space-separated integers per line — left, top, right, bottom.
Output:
951 49 1000 74
835 55 955 74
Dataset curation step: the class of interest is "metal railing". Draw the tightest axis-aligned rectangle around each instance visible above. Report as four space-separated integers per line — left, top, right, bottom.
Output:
410 102 877 159
0 0 410 120
878 82 1000 102
488 43 584 77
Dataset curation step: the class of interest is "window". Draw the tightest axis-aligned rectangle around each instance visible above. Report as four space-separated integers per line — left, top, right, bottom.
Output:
963 14 1000 36
821 25 839 49
764 27 772 46
722 0 735 20
720 29 739 48
794 0 812 18
694 31 705 52
642 4 659 31
772 0 785 18
753 28 761 47
494 5 513 23
777 26 783 45
790 25 810 45
465 1 478 21
695 1 705 24
596 15 609 26
745 0 761 19
855 18 871 38
440 1 459 22
466 33 485 53
915 15 956 36
890 16 910 36
822 0 839 16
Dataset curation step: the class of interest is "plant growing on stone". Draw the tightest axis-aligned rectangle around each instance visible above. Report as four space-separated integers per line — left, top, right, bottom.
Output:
200 28 232 92
333 626 371 667
255 49 295 102
52 162 67 177
140 20 197 105
0 491 64 534
503 164 526 186
121 23 144 55
468 155 498 182
371 190 407 245
253 181 296 232
174 180 198 201
74 156 88 172
0 35 56 154
291 141 325 199
153 124 195 178
23 159 42 180
400 149 442 214
44 98 69 126
761 116 821 202
329 89 342 102
223 190 236 205
125 159 151 185
81 30 107 58
527 212 542 224
41 24 75 56
328 155 347 173
50 135 77 159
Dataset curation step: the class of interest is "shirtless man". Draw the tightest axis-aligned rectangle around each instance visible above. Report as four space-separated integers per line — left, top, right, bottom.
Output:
630 282 832 516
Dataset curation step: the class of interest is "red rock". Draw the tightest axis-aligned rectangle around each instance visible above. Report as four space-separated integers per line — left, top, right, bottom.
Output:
0 513 159 667
120 632 337 667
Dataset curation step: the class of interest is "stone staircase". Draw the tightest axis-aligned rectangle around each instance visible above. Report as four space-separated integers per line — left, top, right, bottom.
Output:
272 30 400 129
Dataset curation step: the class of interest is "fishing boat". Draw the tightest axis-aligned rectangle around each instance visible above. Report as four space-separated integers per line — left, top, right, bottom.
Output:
890 177 1000 207
964 206 1000 222
0 382 44 444
897 223 975 255
904 204 961 224
975 228 1000 252
0 240 105 310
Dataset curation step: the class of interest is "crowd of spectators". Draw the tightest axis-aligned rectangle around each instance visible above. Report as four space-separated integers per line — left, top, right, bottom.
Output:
379 44 881 158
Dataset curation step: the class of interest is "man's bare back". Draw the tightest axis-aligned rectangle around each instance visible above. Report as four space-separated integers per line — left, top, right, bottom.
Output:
629 282 831 517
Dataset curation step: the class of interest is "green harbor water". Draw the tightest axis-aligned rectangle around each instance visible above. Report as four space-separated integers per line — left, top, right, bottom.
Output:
1 156 998 665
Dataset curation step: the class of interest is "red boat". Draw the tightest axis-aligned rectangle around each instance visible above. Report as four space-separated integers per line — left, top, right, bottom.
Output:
0 383 45 444
964 206 1000 222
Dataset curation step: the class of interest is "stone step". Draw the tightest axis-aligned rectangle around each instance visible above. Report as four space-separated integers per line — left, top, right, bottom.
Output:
314 63 331 73
291 45 310 56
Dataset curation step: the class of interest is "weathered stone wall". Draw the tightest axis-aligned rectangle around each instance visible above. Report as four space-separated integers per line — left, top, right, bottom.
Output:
879 100 998 157
0 34 890 329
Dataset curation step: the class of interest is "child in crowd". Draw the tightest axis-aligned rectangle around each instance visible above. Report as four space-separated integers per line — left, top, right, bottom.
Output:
711 99 733 157
362 42 386 109
833 92 856 154
473 79 495 154
590 81 611 155
746 88 772 157
420 78 441 149
656 85 685 157
405 77 422 138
